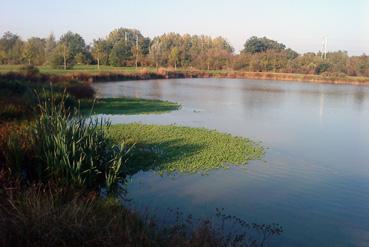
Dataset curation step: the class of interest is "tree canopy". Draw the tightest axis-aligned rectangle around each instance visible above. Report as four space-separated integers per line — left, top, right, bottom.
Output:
242 36 286 54
0 29 368 77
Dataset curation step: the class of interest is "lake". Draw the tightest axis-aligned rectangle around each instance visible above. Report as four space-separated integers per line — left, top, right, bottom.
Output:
93 78 369 246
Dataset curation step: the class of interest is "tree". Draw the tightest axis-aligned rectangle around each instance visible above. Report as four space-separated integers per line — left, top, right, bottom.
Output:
92 39 111 69
242 36 286 54
168 47 179 70
23 37 46 65
131 45 143 68
149 39 163 69
59 31 87 68
50 42 75 70
109 41 132 66
44 33 56 64
0 31 24 64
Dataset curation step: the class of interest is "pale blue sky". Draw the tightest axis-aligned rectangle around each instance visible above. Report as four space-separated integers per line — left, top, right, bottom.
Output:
1 0 368 54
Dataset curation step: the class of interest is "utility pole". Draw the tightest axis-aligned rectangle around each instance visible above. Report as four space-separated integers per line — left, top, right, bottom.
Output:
135 34 139 69
321 37 328 60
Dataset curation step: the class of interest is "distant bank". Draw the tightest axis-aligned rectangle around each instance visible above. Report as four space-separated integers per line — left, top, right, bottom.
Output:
1 65 369 86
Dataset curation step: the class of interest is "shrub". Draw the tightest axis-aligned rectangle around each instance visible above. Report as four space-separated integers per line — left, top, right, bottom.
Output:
0 80 29 98
18 65 40 76
66 81 96 99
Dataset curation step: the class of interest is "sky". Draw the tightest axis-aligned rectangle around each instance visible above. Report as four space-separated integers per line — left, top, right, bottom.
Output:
1 0 368 55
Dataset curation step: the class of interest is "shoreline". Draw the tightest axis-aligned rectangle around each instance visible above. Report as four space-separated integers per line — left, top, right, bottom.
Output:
2 69 369 86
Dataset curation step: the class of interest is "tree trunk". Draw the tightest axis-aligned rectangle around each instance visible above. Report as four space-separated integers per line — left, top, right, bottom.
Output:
97 57 100 70
63 45 67 70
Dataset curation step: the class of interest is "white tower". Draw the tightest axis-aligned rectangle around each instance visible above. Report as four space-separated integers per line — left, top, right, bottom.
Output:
321 37 328 59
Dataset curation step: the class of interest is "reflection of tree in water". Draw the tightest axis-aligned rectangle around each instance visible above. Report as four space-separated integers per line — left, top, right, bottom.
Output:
240 85 287 116
353 87 367 109
153 208 283 247
149 80 163 98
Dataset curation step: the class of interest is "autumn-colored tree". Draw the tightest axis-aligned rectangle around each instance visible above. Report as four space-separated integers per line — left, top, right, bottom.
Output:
23 37 46 65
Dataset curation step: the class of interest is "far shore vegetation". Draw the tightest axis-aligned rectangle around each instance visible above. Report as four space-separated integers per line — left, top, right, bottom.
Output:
0 28 369 85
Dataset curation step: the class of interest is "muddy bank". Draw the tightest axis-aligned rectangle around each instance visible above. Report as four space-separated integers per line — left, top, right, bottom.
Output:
1 70 369 86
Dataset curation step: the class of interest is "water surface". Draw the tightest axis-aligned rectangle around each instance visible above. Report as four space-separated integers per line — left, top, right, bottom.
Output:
93 78 369 246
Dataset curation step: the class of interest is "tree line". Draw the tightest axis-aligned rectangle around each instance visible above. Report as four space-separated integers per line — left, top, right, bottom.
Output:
1 28 369 77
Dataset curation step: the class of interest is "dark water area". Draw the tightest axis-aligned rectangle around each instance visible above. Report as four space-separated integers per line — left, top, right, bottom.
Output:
93 78 369 246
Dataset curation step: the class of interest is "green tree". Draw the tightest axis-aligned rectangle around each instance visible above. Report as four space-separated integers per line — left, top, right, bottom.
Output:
45 33 56 65
58 31 87 68
0 31 24 64
168 47 179 70
242 36 286 54
109 41 132 66
92 39 110 69
23 37 46 65
50 42 74 69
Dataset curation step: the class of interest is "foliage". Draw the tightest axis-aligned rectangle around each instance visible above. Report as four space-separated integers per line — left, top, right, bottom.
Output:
242 36 286 54
27 95 128 192
0 182 282 247
18 64 40 76
108 124 264 175
1 29 369 77
81 97 180 115
59 31 87 60
0 32 24 64
109 40 133 66
66 82 96 99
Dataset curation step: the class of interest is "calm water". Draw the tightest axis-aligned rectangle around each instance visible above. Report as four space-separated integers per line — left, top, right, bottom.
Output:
93 79 369 246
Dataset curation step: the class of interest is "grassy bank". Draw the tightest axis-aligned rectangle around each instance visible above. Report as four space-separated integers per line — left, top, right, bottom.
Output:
0 92 281 246
81 97 180 115
1 64 369 85
109 123 263 174
0 180 282 247
0 67 180 122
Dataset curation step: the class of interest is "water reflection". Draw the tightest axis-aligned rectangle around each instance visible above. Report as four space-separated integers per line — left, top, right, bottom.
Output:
93 78 369 247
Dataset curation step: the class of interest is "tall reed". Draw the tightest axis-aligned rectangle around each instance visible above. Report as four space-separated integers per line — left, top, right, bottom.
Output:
5 90 128 193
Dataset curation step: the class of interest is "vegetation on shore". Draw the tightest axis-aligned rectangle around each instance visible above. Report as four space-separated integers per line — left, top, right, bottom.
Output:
0 180 282 247
1 28 369 81
109 124 263 174
0 88 281 246
2 64 369 85
81 97 180 115
0 66 180 122
0 65 284 246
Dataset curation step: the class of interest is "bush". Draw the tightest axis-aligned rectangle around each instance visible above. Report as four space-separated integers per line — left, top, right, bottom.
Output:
66 81 96 99
0 80 28 97
18 65 40 76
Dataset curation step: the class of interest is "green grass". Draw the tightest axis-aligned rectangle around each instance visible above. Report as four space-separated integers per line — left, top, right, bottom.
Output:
0 64 157 75
2 64 369 84
81 97 180 115
109 123 263 174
